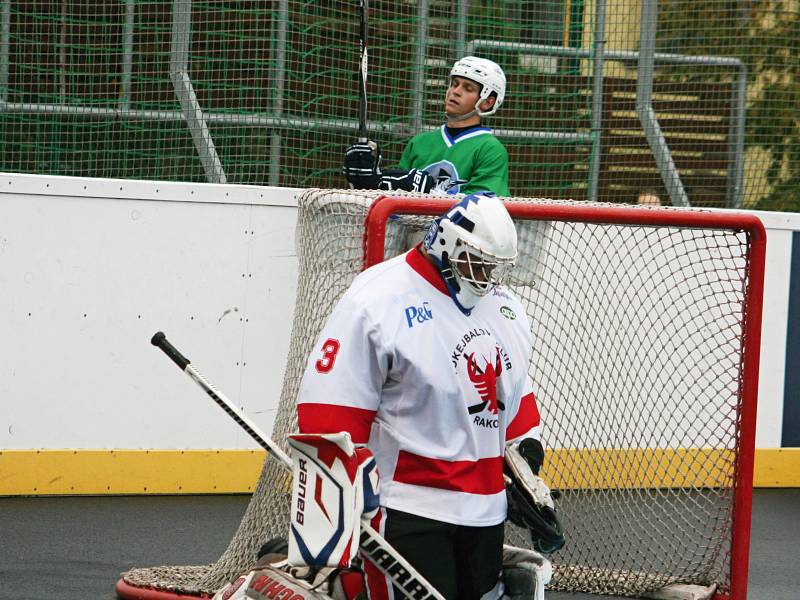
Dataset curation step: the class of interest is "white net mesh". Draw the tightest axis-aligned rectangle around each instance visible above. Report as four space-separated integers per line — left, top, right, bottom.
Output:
122 189 760 598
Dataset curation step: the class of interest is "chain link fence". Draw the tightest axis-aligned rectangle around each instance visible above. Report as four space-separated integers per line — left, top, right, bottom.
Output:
0 0 797 209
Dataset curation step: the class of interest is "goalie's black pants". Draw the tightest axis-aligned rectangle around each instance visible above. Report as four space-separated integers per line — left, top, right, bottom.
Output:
363 507 504 600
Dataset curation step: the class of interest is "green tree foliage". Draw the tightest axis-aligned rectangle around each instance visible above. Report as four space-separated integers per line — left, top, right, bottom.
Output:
746 3 799 210
657 0 799 210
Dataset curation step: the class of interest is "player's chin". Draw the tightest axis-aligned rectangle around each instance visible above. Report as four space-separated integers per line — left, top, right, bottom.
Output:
445 106 467 119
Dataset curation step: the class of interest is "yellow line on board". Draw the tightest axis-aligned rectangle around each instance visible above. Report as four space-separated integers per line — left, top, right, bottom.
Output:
543 448 800 489
752 448 800 487
544 448 739 489
0 448 797 496
0 449 269 495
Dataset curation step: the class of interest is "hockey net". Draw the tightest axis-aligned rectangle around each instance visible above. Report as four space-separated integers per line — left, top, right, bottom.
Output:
121 190 765 600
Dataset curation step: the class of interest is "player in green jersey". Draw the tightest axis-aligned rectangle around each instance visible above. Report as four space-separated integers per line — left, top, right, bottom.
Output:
343 57 510 196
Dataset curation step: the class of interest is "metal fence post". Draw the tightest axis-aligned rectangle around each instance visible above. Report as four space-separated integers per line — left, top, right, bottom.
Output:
0 0 10 103
636 0 689 207
588 0 606 203
456 0 470 60
412 0 430 134
120 0 135 112
170 0 227 184
269 0 289 187
727 65 747 208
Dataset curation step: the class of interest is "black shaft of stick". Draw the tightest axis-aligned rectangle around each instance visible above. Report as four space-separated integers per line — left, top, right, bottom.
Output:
358 0 368 142
151 331 190 371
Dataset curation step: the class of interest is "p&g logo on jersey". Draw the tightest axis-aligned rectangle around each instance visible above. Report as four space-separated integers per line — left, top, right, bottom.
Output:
405 302 433 328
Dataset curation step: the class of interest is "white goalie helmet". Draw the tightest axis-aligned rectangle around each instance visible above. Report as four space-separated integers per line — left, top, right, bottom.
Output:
450 56 507 117
424 193 518 314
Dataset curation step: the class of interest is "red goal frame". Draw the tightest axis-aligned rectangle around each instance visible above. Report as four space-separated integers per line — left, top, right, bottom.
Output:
363 196 767 600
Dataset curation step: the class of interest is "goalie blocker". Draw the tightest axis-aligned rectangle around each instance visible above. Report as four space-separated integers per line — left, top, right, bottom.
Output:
288 432 380 569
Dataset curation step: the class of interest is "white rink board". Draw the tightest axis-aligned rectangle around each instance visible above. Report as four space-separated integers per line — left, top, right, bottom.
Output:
0 174 299 449
0 172 796 451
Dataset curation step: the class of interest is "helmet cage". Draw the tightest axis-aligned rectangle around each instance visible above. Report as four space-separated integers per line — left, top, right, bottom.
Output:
424 193 518 314
449 238 516 297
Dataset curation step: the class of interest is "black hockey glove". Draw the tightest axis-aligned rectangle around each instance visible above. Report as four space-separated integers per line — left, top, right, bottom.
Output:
378 168 435 193
518 437 545 475
343 141 381 189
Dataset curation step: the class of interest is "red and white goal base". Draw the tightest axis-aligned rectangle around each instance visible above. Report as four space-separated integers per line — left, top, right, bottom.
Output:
119 190 766 600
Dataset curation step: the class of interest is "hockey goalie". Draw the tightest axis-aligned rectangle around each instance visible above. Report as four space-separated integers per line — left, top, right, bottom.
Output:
213 433 562 600
212 194 564 600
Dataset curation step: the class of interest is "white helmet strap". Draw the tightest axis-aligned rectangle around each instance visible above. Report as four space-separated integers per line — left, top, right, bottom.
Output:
446 78 498 122
475 91 498 118
446 107 478 123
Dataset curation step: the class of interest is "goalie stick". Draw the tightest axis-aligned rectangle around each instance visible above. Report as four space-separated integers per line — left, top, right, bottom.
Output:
357 0 369 143
150 331 446 600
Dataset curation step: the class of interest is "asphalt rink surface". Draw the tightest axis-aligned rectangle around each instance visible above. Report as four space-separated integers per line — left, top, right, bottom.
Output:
0 489 796 600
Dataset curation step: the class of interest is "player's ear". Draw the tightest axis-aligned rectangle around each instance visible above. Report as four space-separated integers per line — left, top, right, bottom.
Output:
479 95 497 112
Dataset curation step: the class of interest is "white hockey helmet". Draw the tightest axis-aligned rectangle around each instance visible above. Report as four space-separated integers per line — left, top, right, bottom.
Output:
424 193 518 314
450 56 507 117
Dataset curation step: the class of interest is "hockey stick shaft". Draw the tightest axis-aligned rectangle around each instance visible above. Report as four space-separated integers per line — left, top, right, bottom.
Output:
357 0 368 142
151 331 445 600
151 331 292 466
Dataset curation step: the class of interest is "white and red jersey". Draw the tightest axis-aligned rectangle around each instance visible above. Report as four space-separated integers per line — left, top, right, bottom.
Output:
297 246 541 527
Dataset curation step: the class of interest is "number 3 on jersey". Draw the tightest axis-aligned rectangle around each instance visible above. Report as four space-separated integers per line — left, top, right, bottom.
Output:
315 338 340 373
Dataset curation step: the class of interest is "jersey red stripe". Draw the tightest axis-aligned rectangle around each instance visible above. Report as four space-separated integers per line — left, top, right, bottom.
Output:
393 451 505 495
297 403 376 444
506 392 541 441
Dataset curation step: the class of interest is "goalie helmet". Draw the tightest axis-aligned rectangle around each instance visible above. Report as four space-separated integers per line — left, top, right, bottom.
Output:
423 193 517 315
450 56 506 117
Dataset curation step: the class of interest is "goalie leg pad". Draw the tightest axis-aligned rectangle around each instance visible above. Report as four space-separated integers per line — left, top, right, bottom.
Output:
502 545 552 600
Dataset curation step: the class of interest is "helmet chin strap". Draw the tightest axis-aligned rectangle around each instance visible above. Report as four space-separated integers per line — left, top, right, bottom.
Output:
446 96 496 122
433 253 483 316
445 107 478 123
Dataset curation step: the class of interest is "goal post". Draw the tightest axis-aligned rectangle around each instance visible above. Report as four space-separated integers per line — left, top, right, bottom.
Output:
120 190 765 600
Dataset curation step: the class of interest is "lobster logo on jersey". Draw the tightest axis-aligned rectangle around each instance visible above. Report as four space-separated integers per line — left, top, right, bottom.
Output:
466 350 506 415
450 329 513 429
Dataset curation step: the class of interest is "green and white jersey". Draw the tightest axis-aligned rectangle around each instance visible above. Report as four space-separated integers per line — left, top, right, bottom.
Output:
398 125 510 196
